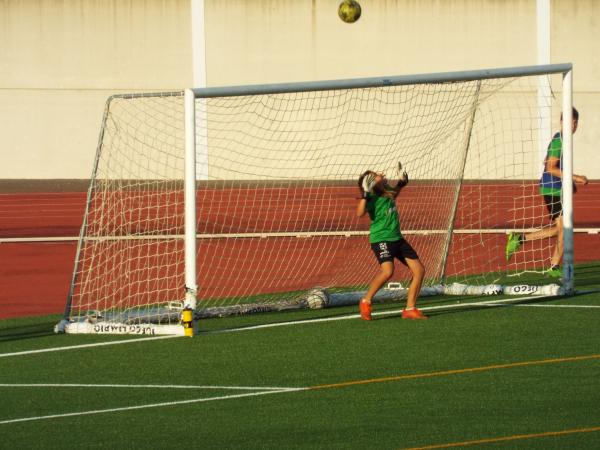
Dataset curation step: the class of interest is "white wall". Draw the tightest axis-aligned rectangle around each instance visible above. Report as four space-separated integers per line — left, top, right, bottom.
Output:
0 0 598 179
552 0 600 177
0 0 191 179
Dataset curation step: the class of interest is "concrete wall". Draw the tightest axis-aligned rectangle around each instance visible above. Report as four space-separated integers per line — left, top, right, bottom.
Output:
0 0 191 179
1 0 598 179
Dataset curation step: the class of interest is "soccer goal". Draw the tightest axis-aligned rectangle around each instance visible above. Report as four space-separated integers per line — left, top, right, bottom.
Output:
55 63 575 335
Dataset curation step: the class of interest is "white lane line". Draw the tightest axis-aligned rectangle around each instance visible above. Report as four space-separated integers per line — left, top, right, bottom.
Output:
0 335 179 359
0 383 299 391
2 294 598 358
514 304 600 308
207 294 573 334
0 388 306 425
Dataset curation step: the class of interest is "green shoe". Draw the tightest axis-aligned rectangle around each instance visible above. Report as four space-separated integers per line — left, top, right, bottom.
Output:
505 232 522 261
546 267 562 278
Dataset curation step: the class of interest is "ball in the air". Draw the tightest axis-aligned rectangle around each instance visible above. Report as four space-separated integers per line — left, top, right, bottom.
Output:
338 0 361 23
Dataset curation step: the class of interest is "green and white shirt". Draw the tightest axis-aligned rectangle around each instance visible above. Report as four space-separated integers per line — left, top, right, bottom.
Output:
539 132 563 197
365 194 402 244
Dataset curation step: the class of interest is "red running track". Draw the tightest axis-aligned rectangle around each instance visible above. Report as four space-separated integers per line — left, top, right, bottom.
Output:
1 183 599 319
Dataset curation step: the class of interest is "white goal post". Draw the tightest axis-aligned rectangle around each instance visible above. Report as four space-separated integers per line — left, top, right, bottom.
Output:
56 63 574 336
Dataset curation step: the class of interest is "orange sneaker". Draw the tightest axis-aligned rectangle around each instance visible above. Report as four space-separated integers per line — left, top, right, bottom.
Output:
359 299 372 321
402 308 428 320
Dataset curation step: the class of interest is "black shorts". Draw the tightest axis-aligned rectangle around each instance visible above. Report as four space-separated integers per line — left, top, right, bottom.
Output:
543 195 562 221
370 239 419 266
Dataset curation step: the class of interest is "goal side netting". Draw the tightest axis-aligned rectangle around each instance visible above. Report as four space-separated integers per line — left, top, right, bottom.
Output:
56 64 575 335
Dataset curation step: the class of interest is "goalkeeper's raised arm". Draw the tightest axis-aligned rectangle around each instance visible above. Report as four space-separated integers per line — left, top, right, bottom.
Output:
391 161 409 197
356 171 377 217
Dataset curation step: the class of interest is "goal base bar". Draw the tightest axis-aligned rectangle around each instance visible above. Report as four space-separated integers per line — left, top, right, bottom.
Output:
55 282 564 333
328 283 564 307
55 319 186 336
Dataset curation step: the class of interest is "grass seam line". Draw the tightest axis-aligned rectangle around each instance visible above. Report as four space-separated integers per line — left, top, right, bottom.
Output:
307 354 600 390
403 425 600 449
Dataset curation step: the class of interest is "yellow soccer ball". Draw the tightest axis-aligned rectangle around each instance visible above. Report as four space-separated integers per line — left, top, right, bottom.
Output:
338 0 362 24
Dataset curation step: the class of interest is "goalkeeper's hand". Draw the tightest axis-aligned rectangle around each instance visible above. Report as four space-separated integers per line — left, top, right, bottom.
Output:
361 173 377 198
396 161 409 188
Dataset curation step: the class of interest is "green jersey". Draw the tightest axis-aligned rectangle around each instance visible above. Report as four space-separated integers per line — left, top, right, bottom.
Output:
366 194 402 244
539 132 563 196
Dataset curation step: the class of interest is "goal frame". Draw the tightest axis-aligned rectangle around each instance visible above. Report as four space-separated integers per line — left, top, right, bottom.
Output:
57 63 575 336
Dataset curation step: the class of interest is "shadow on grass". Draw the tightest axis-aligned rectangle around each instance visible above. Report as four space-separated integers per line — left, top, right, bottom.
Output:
0 321 56 342
422 287 599 318
575 261 600 289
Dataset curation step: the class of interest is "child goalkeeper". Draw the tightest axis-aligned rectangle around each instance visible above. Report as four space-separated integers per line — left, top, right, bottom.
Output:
356 163 427 320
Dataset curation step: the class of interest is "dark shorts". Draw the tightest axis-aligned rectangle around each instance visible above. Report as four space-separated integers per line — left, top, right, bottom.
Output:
543 195 562 221
370 239 419 266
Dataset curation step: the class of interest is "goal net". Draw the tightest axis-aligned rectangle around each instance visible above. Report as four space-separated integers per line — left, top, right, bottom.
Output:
56 64 575 335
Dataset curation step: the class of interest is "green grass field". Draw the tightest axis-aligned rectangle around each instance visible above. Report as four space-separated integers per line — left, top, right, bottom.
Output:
1 263 600 449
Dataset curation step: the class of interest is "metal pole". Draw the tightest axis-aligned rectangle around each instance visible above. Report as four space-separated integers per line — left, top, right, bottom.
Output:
561 70 574 294
440 81 481 281
184 89 198 309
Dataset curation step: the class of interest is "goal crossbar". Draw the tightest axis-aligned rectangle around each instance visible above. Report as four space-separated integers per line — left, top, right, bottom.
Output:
190 64 572 98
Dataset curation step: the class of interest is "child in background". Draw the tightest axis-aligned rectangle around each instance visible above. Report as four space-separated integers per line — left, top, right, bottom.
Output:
505 107 588 277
